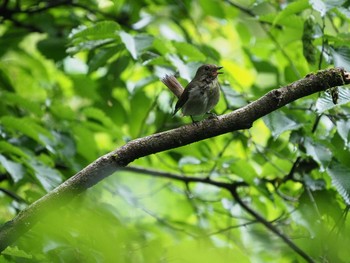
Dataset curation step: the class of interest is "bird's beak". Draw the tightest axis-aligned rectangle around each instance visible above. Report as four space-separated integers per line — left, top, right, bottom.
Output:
213 66 223 76
216 66 223 74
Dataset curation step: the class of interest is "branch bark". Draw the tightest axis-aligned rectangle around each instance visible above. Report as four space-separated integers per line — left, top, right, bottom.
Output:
0 68 349 252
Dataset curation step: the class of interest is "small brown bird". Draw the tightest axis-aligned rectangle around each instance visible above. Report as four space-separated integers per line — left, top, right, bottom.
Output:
173 64 223 117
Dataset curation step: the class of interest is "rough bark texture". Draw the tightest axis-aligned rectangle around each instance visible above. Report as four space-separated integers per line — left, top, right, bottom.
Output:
0 67 349 252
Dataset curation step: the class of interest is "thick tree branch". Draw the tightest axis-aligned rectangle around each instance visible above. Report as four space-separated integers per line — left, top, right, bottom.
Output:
0 68 349 252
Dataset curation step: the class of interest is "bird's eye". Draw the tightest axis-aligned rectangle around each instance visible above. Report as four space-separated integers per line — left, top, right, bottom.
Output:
205 66 209 70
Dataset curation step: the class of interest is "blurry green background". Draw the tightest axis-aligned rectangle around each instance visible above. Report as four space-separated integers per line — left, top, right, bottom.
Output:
1 0 350 262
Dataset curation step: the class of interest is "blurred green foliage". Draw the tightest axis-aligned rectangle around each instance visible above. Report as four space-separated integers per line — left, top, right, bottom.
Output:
1 0 350 262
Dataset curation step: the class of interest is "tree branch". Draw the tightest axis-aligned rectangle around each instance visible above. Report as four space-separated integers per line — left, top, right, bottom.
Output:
0 68 349 252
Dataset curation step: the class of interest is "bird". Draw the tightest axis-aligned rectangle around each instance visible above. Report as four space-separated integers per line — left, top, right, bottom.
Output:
173 64 223 119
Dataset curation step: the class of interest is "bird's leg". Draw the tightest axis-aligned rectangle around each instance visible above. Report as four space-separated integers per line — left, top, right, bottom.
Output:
190 116 199 125
206 112 218 119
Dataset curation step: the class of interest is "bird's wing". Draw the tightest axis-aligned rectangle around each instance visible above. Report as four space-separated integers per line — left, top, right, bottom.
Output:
173 81 194 116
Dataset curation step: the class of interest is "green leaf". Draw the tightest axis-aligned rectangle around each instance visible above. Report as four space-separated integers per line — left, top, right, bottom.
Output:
0 154 25 183
119 31 153 59
29 159 63 192
221 85 247 109
72 125 98 161
304 138 332 171
69 21 121 43
231 160 258 185
315 87 350 113
3 92 43 116
88 45 123 73
37 37 67 62
263 111 302 139
336 119 350 146
331 46 350 70
327 162 350 205
82 107 115 129
198 0 225 18
0 116 52 144
129 90 152 138
274 0 310 25
67 21 121 54
310 0 346 16
1 246 33 259
0 141 29 159
172 42 206 61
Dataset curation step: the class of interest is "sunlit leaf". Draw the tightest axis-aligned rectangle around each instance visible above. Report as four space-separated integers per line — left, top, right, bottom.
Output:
120 31 153 59
274 0 310 25
69 21 121 43
310 0 345 16
0 154 25 183
172 42 206 61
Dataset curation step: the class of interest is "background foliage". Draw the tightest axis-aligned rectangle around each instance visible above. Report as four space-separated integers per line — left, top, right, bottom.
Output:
1 0 350 262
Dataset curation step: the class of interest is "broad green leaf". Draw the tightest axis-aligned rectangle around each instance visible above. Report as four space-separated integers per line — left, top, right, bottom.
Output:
72 125 98 161
172 42 206 61
310 0 346 16
315 87 350 113
67 21 121 54
82 107 115 129
37 37 67 62
303 174 326 191
304 138 332 171
69 21 121 43
274 0 310 25
88 45 123 73
230 160 258 184
198 0 225 18
29 159 63 192
0 154 25 183
0 141 29 159
336 119 350 146
0 116 52 144
67 39 115 55
50 102 76 121
1 246 33 259
221 85 247 109
263 111 302 139
309 0 327 16
3 92 43 116
119 31 153 59
129 90 152 138
331 46 350 70
327 162 350 205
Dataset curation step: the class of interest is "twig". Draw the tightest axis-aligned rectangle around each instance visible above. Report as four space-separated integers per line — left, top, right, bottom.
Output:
230 187 316 263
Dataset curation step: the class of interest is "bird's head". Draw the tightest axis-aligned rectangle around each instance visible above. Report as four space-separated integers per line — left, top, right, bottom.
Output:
195 64 223 80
